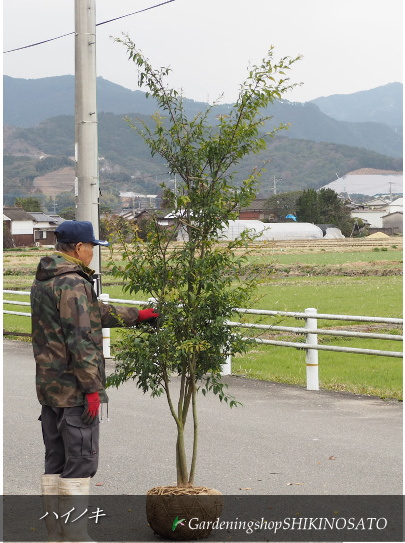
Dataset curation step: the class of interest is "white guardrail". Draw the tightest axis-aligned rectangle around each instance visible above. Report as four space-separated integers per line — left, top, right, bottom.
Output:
3 290 403 391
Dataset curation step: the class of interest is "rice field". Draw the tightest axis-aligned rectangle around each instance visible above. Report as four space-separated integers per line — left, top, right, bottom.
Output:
3 238 403 399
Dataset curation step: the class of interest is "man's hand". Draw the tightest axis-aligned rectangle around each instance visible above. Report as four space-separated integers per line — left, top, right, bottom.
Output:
81 391 100 424
137 308 160 324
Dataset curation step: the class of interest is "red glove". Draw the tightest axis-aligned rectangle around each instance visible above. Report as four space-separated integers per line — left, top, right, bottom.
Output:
137 308 160 323
81 391 100 424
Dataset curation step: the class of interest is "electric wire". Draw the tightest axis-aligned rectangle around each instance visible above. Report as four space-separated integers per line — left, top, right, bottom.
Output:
3 0 175 54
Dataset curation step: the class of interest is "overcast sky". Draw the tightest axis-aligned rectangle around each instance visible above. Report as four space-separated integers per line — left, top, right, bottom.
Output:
3 0 403 104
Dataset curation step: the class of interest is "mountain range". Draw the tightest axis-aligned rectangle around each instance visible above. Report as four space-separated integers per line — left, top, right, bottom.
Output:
3 76 403 203
4 76 403 156
311 83 402 128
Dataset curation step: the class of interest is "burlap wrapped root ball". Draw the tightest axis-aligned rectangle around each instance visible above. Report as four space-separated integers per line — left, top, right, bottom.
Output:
146 486 224 540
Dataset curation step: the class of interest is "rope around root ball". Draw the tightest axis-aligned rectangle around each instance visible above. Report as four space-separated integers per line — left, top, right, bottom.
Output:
147 486 218 496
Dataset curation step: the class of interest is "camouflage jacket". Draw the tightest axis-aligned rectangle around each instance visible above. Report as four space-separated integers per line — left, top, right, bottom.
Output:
31 253 139 407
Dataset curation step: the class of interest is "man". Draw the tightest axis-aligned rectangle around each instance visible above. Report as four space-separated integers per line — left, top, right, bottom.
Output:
31 220 158 542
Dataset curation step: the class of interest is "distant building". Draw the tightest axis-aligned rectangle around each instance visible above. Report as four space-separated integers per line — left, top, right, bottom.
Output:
3 207 65 247
321 169 403 198
238 199 273 221
362 198 390 210
387 197 403 214
381 212 403 234
350 210 387 229
3 206 35 246
29 212 65 245
131 208 178 229
119 192 160 210
350 195 403 230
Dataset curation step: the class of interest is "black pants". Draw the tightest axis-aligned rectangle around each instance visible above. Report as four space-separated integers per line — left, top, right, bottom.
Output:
40 405 99 478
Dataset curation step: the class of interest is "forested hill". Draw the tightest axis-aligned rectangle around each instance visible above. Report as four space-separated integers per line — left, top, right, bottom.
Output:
3 75 403 158
4 112 402 200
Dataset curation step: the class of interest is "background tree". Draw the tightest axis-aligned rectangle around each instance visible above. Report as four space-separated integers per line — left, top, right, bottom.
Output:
318 188 351 226
45 191 76 219
296 188 320 223
296 188 352 234
264 190 302 221
3 223 14 249
106 37 301 488
35 155 74 176
99 190 121 214
14 196 43 212
102 215 136 243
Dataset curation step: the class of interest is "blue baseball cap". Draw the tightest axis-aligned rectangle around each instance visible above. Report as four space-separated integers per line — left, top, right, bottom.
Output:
55 221 109 247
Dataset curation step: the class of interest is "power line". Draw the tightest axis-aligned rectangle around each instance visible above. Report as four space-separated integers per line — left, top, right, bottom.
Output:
3 0 175 54
95 0 175 27
3 32 75 54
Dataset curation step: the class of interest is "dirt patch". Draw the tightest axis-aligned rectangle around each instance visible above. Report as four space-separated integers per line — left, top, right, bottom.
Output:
367 232 392 239
247 261 402 279
34 167 75 196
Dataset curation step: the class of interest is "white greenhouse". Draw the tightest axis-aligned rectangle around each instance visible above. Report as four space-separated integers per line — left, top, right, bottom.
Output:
316 224 345 239
218 220 325 240
177 220 326 241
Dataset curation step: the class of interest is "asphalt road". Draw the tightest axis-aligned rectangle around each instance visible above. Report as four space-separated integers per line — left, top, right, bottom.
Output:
3 339 402 497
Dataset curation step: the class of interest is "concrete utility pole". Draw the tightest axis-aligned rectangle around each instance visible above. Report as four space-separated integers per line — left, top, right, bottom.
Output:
74 0 101 291
273 175 282 195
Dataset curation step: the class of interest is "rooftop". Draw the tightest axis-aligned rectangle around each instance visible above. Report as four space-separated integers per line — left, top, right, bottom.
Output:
3 206 34 221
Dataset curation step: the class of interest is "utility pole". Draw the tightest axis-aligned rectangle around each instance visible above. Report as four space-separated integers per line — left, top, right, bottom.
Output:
74 0 101 292
388 181 393 202
273 175 282 195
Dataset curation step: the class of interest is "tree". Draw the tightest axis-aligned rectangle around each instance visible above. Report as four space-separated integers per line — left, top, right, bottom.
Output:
35 155 74 176
102 215 135 243
3 223 14 249
99 190 121 214
296 188 352 234
318 188 351 227
14 197 42 212
295 188 320 223
45 191 76 218
264 190 302 221
106 37 301 488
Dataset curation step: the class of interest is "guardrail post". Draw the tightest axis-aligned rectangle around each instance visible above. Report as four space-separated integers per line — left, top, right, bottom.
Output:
99 293 111 358
221 353 232 376
305 307 319 390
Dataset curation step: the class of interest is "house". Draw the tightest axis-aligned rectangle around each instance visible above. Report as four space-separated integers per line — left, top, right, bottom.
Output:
3 206 35 246
117 208 177 227
349 195 403 231
137 209 178 230
117 209 142 221
238 199 273 221
3 207 65 247
387 197 403 215
382 212 403 234
29 212 65 245
350 209 387 229
362 198 390 210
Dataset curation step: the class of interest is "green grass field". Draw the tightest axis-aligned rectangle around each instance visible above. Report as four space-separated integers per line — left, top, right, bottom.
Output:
248 249 402 266
252 276 401 317
3 242 403 399
232 342 402 400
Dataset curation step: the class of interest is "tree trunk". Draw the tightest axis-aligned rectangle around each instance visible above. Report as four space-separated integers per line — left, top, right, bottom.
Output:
176 425 189 486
